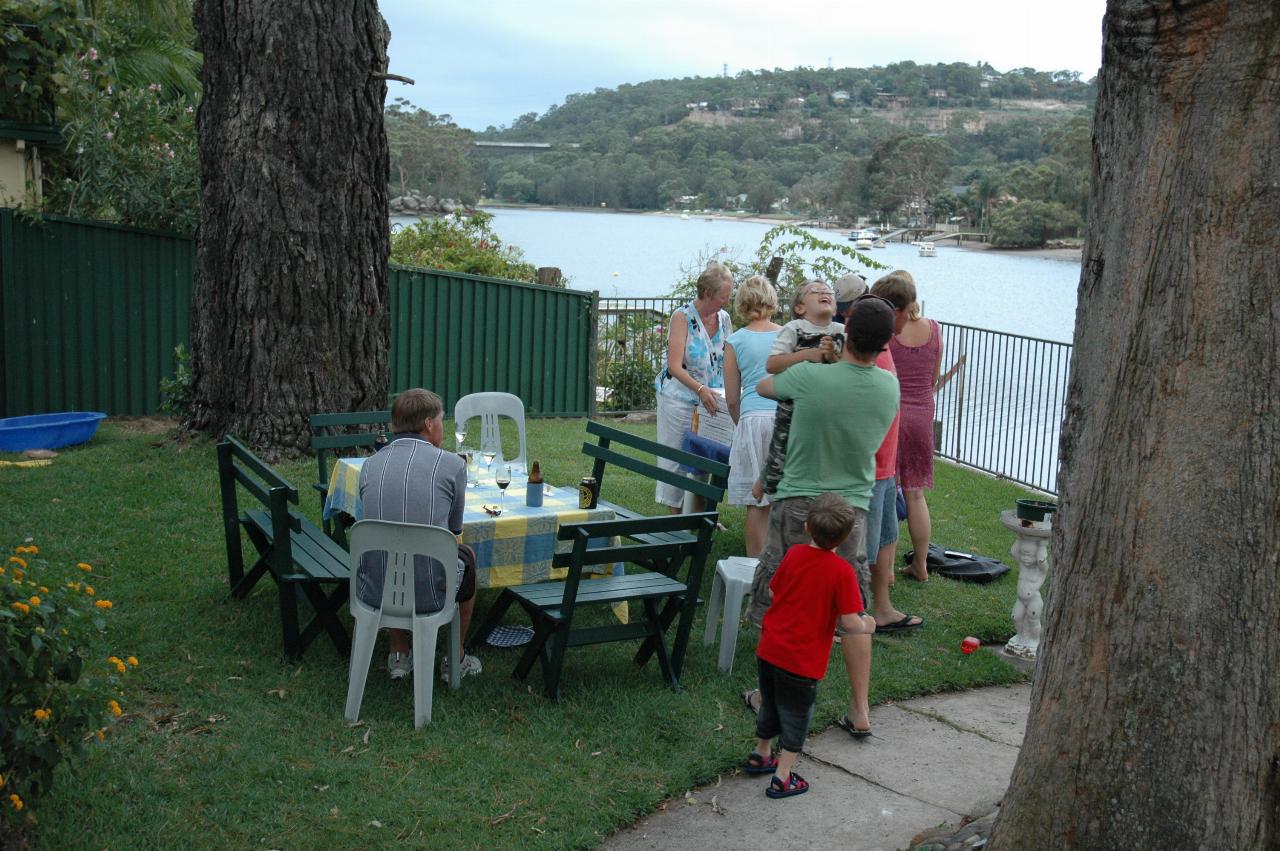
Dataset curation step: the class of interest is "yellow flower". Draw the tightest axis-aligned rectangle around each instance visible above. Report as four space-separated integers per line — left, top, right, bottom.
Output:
38 585 48 593
107 655 121 665
33 708 51 721
0 566 5 575
76 562 93 572
107 699 123 718
115 661 126 674
66 581 81 591
15 545 38 554
127 656 139 667
95 600 112 609
10 602 29 614
7 556 26 568
84 585 95 596
95 728 106 742
8 793 22 811
0 771 5 788
28 596 40 606
13 569 23 581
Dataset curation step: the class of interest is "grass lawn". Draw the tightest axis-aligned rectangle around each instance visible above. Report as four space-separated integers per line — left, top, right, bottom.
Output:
3 417 1038 849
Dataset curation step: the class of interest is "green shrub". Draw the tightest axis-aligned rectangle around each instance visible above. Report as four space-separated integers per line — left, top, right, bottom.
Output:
390 211 539 282
158 343 191 416
1 543 134 829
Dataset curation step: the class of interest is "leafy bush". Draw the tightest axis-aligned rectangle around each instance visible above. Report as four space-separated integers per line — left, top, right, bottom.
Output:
668 224 889 320
43 49 199 233
1 543 134 829
390 211 539 282
158 343 191 416
598 312 665 411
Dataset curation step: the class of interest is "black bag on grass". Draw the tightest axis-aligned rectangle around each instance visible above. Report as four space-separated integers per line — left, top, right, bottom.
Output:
903 543 1011 584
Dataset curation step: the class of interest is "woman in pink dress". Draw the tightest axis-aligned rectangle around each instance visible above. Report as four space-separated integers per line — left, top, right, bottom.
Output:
887 285 943 582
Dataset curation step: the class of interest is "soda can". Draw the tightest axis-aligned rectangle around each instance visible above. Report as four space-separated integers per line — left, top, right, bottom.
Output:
579 476 599 509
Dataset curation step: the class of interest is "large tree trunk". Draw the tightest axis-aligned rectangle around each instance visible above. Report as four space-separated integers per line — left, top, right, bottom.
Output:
990 1 1279 848
188 1 390 456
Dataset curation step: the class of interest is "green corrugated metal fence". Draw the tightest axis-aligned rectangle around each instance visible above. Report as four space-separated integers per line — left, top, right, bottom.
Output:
387 265 596 417
0 210 194 416
0 210 596 418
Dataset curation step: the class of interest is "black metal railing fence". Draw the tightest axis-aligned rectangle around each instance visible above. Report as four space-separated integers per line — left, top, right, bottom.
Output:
592 299 1070 494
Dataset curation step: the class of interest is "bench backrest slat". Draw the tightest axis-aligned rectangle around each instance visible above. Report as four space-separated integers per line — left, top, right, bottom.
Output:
217 436 305 578
308 410 392 503
585 420 730 479
582 443 726 503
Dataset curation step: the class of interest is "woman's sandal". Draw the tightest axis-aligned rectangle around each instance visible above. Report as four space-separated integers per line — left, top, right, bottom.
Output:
741 688 761 714
765 771 809 798
835 714 872 739
743 751 778 775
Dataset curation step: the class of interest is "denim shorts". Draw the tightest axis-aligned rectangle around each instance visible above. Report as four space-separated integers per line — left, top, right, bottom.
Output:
755 657 818 753
747 495 868 626
865 476 900 564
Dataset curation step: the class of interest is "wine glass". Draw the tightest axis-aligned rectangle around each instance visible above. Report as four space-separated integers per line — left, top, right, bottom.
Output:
495 464 512 508
454 422 467 453
481 447 497 481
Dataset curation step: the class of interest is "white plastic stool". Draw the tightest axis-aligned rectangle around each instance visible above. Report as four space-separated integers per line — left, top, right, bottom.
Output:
702 556 758 673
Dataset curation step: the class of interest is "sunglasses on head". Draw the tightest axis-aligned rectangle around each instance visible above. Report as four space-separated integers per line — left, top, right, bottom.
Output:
854 293 898 310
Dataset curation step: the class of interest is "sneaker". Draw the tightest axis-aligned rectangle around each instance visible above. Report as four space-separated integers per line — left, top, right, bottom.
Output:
387 651 412 681
439 653 482 682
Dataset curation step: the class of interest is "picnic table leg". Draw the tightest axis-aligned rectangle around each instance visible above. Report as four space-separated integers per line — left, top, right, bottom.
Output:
466 589 516 654
643 598 677 689
279 580 303 660
541 622 571 700
513 619 555 681
296 583 351 657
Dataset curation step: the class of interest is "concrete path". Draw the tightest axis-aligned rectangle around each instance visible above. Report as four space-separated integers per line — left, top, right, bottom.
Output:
604 684 1031 851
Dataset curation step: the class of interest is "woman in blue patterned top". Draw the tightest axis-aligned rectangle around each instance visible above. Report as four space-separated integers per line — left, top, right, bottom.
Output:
653 262 734 510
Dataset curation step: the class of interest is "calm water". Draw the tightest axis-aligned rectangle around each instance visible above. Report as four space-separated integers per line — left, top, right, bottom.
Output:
410 207 1082 344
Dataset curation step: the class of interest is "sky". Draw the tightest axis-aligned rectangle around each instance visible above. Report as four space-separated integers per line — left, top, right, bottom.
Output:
378 1 1108 131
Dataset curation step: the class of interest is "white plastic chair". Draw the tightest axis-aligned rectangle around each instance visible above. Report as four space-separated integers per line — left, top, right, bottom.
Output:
454 392 527 471
702 556 759 673
344 520 462 729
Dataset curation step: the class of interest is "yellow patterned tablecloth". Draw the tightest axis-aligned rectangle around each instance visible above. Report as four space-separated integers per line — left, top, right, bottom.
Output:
324 457 616 589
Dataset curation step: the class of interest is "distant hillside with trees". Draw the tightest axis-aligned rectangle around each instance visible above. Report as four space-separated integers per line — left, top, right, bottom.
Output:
391 61 1095 247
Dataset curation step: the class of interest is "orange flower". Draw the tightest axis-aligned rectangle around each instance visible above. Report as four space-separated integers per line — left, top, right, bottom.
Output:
38 585 48 593
77 562 93 572
127 656 139 667
10 602 29 614
84 585 95 596
7 556 25 568
95 600 112 609
15 545 37 554
8 793 22 811
107 655 122 665
28 596 41 606
0 566 5 575
95 728 105 742
107 699 123 718
33 708 51 721
115 661 126 674
0 771 5 788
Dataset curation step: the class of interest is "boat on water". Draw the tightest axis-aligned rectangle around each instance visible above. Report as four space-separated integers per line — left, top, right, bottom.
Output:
919 242 937 257
855 236 874 250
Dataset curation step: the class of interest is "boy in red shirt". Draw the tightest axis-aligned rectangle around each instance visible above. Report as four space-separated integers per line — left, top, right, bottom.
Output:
745 493 876 798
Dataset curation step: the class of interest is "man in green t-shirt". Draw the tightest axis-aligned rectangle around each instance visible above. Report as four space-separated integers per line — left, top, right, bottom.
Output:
745 295 899 738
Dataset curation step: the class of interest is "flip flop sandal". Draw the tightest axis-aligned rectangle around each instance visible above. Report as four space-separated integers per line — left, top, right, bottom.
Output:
835 715 872 739
741 688 761 714
876 614 924 632
743 751 778 775
765 771 809 798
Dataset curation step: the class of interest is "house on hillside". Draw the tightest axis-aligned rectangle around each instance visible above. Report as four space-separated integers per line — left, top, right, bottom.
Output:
831 90 851 103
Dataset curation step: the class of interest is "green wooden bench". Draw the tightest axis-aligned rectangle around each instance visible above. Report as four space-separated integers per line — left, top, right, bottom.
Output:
217 435 351 660
308 410 391 544
468 512 718 699
583 419 730 550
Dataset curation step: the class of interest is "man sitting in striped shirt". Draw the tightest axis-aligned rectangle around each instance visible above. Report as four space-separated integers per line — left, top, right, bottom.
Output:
357 387 482 682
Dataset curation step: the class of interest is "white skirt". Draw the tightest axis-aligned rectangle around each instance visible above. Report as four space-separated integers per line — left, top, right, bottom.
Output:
727 410 775 507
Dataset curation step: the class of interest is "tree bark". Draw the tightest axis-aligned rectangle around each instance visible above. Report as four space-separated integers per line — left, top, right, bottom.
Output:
990 1 1279 848
187 1 390 457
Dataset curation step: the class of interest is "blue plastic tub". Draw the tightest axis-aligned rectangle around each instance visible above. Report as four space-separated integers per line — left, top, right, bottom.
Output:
0 412 108 453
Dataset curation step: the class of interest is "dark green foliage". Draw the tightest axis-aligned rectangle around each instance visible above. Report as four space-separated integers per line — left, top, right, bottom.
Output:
990 200 1083 247
389 211 538 281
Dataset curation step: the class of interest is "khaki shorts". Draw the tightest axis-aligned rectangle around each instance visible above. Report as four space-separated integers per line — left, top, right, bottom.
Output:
747 495 869 627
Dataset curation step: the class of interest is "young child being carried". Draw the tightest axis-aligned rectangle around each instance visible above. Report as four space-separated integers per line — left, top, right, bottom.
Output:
743 493 876 798
752 280 846 502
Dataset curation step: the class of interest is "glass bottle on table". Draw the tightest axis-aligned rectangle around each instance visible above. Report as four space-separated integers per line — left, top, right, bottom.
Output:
460 445 479 487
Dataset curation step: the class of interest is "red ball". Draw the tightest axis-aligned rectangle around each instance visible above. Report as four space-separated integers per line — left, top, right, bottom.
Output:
961 636 980 654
